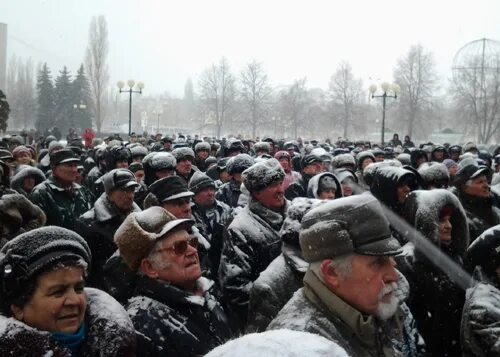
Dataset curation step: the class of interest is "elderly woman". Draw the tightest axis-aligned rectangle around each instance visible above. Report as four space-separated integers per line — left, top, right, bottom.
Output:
0 226 136 356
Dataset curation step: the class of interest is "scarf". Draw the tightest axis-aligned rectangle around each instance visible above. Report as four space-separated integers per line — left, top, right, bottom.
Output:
51 323 86 356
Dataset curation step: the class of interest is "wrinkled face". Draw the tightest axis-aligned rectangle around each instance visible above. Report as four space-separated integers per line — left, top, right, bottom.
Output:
303 162 323 176
53 162 78 184
134 169 145 183
149 230 202 290
176 158 192 177
162 197 192 218
16 152 32 165
331 255 399 316
438 215 452 247
23 177 36 193
253 180 285 211
397 184 411 204
12 267 87 334
193 187 216 208
197 150 209 161
108 186 136 211
463 175 490 199
279 158 291 173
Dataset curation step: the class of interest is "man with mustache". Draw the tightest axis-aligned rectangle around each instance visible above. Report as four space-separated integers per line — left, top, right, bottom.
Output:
268 195 426 357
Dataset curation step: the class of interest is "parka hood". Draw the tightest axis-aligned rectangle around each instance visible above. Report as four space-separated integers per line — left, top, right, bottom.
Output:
306 172 342 199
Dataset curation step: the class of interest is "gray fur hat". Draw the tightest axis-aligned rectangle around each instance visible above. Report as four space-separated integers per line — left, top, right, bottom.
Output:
150 152 177 170
299 195 401 262
417 162 449 185
172 147 195 161
130 145 148 158
254 141 271 154
227 154 254 175
242 158 285 193
194 141 211 152
331 153 356 169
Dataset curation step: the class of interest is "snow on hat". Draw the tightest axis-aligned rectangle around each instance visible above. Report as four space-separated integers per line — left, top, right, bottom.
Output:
172 147 195 161
50 149 80 166
274 151 291 161
254 141 271 154
356 151 375 168
443 159 457 169
396 153 411 166
194 141 211 152
11 146 31 159
331 153 355 169
114 207 193 271
454 158 492 187
103 168 140 193
188 171 215 195
130 145 148 158
205 156 217 167
301 154 322 170
299 195 402 262
150 152 177 170
417 162 449 185
227 154 254 175
242 158 285 194
128 162 144 173
0 226 91 308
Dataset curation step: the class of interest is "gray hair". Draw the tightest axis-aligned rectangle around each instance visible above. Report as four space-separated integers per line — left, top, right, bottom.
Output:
327 254 354 278
145 240 172 271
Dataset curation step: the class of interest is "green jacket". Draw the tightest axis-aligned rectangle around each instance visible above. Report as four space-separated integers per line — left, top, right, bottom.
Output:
30 176 92 232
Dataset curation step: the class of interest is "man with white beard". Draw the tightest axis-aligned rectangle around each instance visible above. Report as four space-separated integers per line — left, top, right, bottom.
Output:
268 195 426 357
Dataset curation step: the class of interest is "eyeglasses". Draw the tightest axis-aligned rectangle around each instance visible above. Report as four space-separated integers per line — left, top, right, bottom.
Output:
156 236 199 255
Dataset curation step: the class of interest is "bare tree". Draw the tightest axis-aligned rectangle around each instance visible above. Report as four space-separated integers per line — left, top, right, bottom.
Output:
279 78 308 139
198 57 235 138
6 55 36 130
239 60 272 138
329 61 363 138
393 44 438 138
85 15 109 135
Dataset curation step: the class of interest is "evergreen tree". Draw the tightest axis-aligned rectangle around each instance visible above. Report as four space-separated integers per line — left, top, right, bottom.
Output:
0 90 10 133
36 63 55 133
71 64 92 131
54 66 73 135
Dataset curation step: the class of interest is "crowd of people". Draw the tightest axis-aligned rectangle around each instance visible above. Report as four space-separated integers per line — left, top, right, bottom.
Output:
0 128 500 356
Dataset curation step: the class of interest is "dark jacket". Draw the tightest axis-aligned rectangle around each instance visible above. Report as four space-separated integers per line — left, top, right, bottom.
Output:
285 173 312 200
10 166 45 197
401 189 469 357
77 194 141 288
0 288 136 356
85 166 104 198
126 276 232 357
219 199 288 330
29 176 92 231
216 180 241 208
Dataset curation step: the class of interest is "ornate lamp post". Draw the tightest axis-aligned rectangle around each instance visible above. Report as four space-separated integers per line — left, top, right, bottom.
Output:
369 82 400 146
117 80 144 136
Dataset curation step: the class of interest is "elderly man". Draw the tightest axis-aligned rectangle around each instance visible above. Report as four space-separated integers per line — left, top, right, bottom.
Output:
267 195 425 356
30 149 92 231
172 147 197 184
115 207 232 356
77 168 141 288
219 158 288 330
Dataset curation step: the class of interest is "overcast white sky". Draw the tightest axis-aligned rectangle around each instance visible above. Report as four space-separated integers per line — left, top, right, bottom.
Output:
1 0 499 96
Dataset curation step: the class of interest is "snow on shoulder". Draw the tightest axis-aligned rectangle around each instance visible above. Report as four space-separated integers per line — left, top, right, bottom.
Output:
205 329 350 357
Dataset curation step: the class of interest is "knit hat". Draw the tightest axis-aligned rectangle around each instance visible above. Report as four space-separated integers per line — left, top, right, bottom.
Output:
194 142 211 152
242 158 285 194
11 146 31 159
188 171 215 194
50 149 80 166
299 195 401 262
0 226 91 307
172 147 195 162
114 206 193 271
149 175 194 202
103 168 140 193
227 154 254 175
443 159 457 169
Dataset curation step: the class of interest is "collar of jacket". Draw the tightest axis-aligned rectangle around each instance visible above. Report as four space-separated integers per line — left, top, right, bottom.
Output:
47 175 81 192
249 198 289 232
94 193 141 222
303 268 381 349
457 189 493 210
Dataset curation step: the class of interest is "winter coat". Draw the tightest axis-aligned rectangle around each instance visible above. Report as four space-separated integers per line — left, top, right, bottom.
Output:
219 198 288 330
285 173 312 200
246 244 308 332
191 199 232 280
0 193 46 248
451 186 500 241
401 189 468 357
216 180 241 208
461 280 500 356
268 269 426 357
306 172 342 199
77 194 141 288
10 166 46 197
0 288 136 356
282 170 302 191
126 276 232 357
29 176 92 231
133 182 148 209
85 166 104 198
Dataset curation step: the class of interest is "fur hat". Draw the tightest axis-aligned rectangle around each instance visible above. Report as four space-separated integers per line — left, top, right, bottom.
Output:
331 153 355 169
130 145 148 158
11 146 31 159
114 207 192 271
253 142 271 154
417 162 449 186
150 152 177 171
103 169 140 194
188 171 215 195
172 147 195 161
227 154 254 175
242 158 285 194
194 142 211 152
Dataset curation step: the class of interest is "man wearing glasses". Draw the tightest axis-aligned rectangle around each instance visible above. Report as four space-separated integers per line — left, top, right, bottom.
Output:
115 207 232 356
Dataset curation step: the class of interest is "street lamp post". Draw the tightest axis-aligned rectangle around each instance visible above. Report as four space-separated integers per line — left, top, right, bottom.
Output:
369 82 400 146
117 80 144 136
152 110 163 134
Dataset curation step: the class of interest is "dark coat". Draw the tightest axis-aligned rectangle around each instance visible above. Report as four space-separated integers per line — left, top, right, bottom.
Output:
29 176 92 231
401 189 469 357
0 288 136 356
218 199 288 330
216 180 241 208
85 166 104 198
284 174 311 200
77 194 141 288
126 276 232 357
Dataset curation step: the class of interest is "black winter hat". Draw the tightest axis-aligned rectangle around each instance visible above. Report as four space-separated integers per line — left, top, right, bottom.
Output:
128 162 144 173
0 226 91 307
188 171 215 194
49 149 80 166
465 225 500 281
227 154 254 175
103 168 140 193
301 154 322 170
242 158 285 193
453 158 492 188
149 175 194 202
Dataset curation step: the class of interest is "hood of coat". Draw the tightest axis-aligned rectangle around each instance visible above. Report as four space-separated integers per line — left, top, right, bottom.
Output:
10 166 46 196
370 166 417 212
403 189 469 259
306 172 342 199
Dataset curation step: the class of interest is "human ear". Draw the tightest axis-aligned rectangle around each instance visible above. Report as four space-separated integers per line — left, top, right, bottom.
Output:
10 305 23 321
320 259 340 289
140 259 159 279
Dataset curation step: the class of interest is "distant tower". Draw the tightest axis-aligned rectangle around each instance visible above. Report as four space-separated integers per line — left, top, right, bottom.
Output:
0 23 7 92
